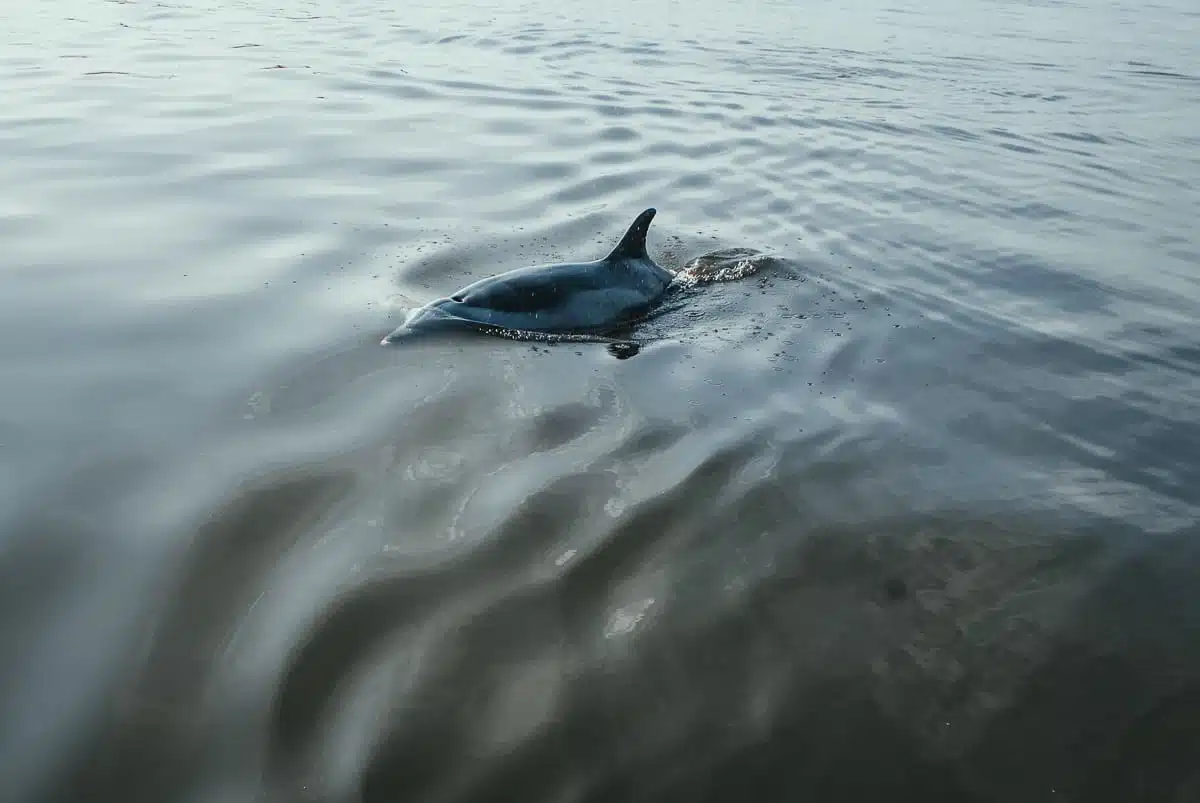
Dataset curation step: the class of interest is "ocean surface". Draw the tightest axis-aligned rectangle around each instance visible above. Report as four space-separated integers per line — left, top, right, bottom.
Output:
2 0 1199 801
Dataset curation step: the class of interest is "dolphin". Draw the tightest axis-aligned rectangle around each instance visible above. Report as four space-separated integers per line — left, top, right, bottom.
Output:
381 208 673 349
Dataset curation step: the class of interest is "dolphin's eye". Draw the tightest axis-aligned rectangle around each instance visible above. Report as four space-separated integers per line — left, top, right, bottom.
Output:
450 293 466 303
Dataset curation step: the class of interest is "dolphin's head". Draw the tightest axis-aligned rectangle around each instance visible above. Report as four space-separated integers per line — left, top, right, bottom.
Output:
380 299 469 345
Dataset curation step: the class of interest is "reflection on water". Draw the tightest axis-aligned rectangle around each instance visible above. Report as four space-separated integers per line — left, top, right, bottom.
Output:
2 0 1199 801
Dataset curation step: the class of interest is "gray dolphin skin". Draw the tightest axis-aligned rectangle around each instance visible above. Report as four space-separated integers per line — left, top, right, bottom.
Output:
381 208 673 346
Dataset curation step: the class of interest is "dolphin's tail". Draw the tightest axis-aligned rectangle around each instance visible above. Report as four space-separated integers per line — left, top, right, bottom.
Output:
604 208 656 262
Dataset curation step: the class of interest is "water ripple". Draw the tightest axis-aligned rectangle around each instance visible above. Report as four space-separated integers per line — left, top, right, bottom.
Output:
2 0 1199 801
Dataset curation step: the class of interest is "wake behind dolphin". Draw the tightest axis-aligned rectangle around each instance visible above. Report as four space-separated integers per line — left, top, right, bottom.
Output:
381 208 674 355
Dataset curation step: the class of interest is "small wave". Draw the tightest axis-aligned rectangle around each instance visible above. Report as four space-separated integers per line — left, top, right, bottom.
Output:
672 248 778 288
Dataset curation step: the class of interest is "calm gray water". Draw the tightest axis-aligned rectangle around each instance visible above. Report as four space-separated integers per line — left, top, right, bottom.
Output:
2 0 1199 801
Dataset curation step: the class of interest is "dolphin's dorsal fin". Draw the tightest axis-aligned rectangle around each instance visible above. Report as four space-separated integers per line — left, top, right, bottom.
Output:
604 208 656 262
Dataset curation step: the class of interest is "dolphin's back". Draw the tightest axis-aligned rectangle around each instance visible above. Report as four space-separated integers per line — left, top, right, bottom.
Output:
452 261 606 314
450 261 659 333
382 208 672 344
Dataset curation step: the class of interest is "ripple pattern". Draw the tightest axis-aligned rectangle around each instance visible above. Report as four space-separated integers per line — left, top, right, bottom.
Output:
2 0 1199 802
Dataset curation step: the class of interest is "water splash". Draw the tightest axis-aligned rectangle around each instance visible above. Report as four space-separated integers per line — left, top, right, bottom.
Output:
489 326 641 358
604 597 656 638
671 248 776 289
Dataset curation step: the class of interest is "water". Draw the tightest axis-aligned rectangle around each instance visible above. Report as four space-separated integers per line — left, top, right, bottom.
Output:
2 0 1199 800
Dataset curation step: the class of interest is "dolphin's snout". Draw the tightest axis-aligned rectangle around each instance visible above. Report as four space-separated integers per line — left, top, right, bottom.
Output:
381 302 466 345
381 322 419 345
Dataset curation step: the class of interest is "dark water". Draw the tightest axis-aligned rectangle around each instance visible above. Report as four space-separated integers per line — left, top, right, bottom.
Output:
3 0 1199 801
